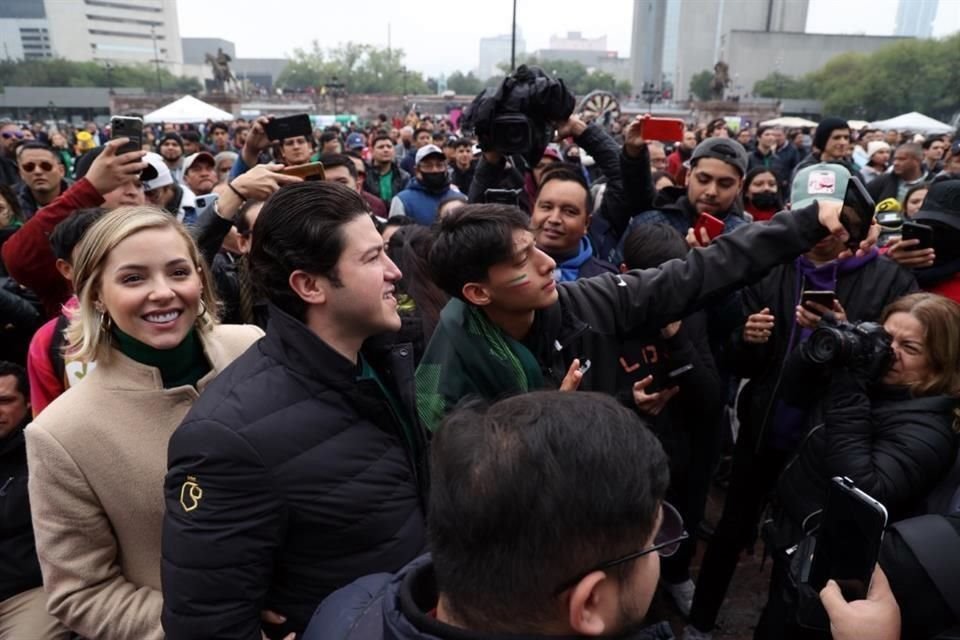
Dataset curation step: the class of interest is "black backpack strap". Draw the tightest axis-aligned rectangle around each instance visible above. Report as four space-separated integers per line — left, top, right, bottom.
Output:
891 515 960 620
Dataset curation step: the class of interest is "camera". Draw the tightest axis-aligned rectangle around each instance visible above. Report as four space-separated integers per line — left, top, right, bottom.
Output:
803 314 894 380
460 65 575 168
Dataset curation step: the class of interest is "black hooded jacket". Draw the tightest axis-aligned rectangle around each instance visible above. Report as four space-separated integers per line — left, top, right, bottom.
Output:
0 422 42 603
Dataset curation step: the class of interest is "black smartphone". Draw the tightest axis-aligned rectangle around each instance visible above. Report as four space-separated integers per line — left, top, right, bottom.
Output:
263 114 313 142
808 476 888 601
840 177 875 250
110 116 143 155
484 188 522 206
646 362 694 393
901 221 934 250
801 290 836 311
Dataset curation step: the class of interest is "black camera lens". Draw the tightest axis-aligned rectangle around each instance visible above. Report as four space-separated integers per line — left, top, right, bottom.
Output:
807 327 843 364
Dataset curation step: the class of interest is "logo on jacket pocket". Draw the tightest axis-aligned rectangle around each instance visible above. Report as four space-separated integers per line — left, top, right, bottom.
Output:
180 476 203 512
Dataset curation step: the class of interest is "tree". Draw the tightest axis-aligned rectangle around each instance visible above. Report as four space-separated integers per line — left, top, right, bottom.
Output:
494 56 625 96
752 72 813 99
689 70 714 101
276 41 429 94
0 58 200 93
446 71 484 95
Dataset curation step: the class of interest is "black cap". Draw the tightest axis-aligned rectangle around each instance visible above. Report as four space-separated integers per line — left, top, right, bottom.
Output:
159 132 183 148
690 138 749 177
813 117 850 151
915 180 960 231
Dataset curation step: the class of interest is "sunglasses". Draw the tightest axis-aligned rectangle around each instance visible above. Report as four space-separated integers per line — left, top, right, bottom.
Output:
21 161 55 173
553 501 689 595
2 131 25 140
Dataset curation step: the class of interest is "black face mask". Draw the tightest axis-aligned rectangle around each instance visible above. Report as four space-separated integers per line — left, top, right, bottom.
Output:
749 191 780 210
420 171 450 192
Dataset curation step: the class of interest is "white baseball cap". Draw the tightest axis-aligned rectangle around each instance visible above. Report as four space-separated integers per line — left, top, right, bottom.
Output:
142 153 173 191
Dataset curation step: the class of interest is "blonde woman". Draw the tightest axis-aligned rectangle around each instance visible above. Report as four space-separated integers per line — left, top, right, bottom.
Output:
25 206 263 640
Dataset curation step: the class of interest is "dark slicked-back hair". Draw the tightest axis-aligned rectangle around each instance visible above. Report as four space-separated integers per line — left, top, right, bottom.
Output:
319 153 358 181
428 204 529 300
250 181 371 320
50 208 107 263
0 360 28 398
429 391 669 632
622 223 688 270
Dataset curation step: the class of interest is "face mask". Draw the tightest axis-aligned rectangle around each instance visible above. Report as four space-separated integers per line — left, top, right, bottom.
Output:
420 171 450 192
749 191 780 210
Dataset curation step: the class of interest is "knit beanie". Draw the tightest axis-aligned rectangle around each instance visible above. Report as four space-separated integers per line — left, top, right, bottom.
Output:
813 117 849 152
159 132 184 149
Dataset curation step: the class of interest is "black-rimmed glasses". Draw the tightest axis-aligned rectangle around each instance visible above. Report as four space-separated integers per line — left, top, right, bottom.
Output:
553 501 690 595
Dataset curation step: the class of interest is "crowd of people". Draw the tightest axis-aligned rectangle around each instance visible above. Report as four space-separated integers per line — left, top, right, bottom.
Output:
0 95 959 640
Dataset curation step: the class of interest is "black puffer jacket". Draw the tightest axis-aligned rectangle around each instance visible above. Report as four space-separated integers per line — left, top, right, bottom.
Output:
0 423 42 603
778 370 958 529
162 306 429 640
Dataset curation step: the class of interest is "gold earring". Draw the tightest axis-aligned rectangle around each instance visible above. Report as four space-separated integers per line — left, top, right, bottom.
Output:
99 311 112 333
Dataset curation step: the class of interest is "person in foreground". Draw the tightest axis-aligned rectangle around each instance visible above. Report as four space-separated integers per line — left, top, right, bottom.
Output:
305 391 678 639
24 207 262 640
162 181 429 640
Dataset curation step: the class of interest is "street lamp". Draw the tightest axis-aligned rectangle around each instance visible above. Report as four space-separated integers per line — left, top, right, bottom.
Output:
510 0 517 71
150 27 162 93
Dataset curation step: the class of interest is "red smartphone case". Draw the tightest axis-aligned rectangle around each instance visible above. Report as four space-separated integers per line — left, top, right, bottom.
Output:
694 213 725 240
640 117 686 142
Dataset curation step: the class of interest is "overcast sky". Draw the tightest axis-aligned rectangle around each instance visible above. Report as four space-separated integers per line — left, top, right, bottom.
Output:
177 0 960 76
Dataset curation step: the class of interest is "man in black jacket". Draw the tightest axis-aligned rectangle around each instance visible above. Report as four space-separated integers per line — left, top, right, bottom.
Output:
415 193 869 431
867 142 928 204
163 182 430 640
791 117 864 197
0 362 67 639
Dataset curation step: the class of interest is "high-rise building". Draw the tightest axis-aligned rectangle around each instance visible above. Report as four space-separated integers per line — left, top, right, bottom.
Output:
0 0 183 73
478 30 525 80
672 0 809 99
631 0 667 95
895 0 938 38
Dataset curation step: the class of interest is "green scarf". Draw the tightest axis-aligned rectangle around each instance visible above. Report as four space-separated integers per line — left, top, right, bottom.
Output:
113 327 211 389
415 298 543 431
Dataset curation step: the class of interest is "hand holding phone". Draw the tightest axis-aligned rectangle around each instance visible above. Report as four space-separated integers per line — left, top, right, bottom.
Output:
840 177 876 250
900 221 933 250
693 212 725 243
280 161 325 181
264 114 313 142
639 116 685 142
110 116 143 155
801 290 837 314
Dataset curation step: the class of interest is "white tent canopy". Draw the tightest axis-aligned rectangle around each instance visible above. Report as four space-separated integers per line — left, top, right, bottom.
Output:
868 111 954 135
143 95 234 124
759 116 818 128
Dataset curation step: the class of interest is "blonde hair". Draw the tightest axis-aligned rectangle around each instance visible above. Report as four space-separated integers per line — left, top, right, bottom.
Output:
67 205 219 364
882 292 960 398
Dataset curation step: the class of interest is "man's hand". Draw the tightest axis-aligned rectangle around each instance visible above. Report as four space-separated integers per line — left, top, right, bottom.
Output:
243 116 274 168
260 610 295 640
743 308 775 344
555 115 587 141
685 225 712 249
624 116 647 159
887 236 936 269
559 358 585 392
817 200 880 259
231 163 302 201
820 566 900 640
632 376 679 416
661 320 682 339
84 138 146 196
796 298 847 330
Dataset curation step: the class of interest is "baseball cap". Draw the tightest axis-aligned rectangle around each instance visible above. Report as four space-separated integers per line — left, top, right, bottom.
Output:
75 130 96 152
915 180 960 231
791 163 851 211
141 153 172 191
346 132 365 150
182 151 216 174
690 138 748 177
75 144 157 183
415 144 445 165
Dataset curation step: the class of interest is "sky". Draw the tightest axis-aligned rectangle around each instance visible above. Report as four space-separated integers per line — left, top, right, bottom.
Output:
177 0 960 77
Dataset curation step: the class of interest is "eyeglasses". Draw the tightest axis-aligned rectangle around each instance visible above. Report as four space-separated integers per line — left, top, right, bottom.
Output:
21 161 55 173
2 131 24 140
553 501 690 595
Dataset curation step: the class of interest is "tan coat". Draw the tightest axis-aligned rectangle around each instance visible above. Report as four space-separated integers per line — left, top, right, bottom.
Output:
26 324 263 640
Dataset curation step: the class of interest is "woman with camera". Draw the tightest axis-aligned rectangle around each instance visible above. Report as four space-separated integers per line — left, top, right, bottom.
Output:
757 292 960 637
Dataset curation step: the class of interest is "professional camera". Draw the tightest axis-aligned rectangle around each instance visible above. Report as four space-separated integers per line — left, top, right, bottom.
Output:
803 314 894 380
460 65 575 168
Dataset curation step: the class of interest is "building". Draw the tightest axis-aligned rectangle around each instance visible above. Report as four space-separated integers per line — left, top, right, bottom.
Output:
725 31 912 100
549 31 606 51
0 0 183 73
535 31 631 85
672 0 809 99
478 31 525 80
895 0 938 38
631 0 667 96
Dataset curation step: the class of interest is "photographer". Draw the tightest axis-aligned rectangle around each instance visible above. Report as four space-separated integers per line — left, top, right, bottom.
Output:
685 164 917 640
756 292 960 637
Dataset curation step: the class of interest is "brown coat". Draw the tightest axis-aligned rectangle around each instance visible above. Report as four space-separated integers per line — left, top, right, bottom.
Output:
25 324 263 640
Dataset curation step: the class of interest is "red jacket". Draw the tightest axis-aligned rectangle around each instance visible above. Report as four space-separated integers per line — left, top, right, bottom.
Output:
1 178 104 318
927 273 960 304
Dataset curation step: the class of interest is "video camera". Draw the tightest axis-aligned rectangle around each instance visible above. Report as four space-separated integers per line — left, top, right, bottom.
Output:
802 313 894 380
460 65 575 168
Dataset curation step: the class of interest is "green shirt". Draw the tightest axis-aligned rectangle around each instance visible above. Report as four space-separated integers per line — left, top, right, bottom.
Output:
378 171 395 203
357 355 417 456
